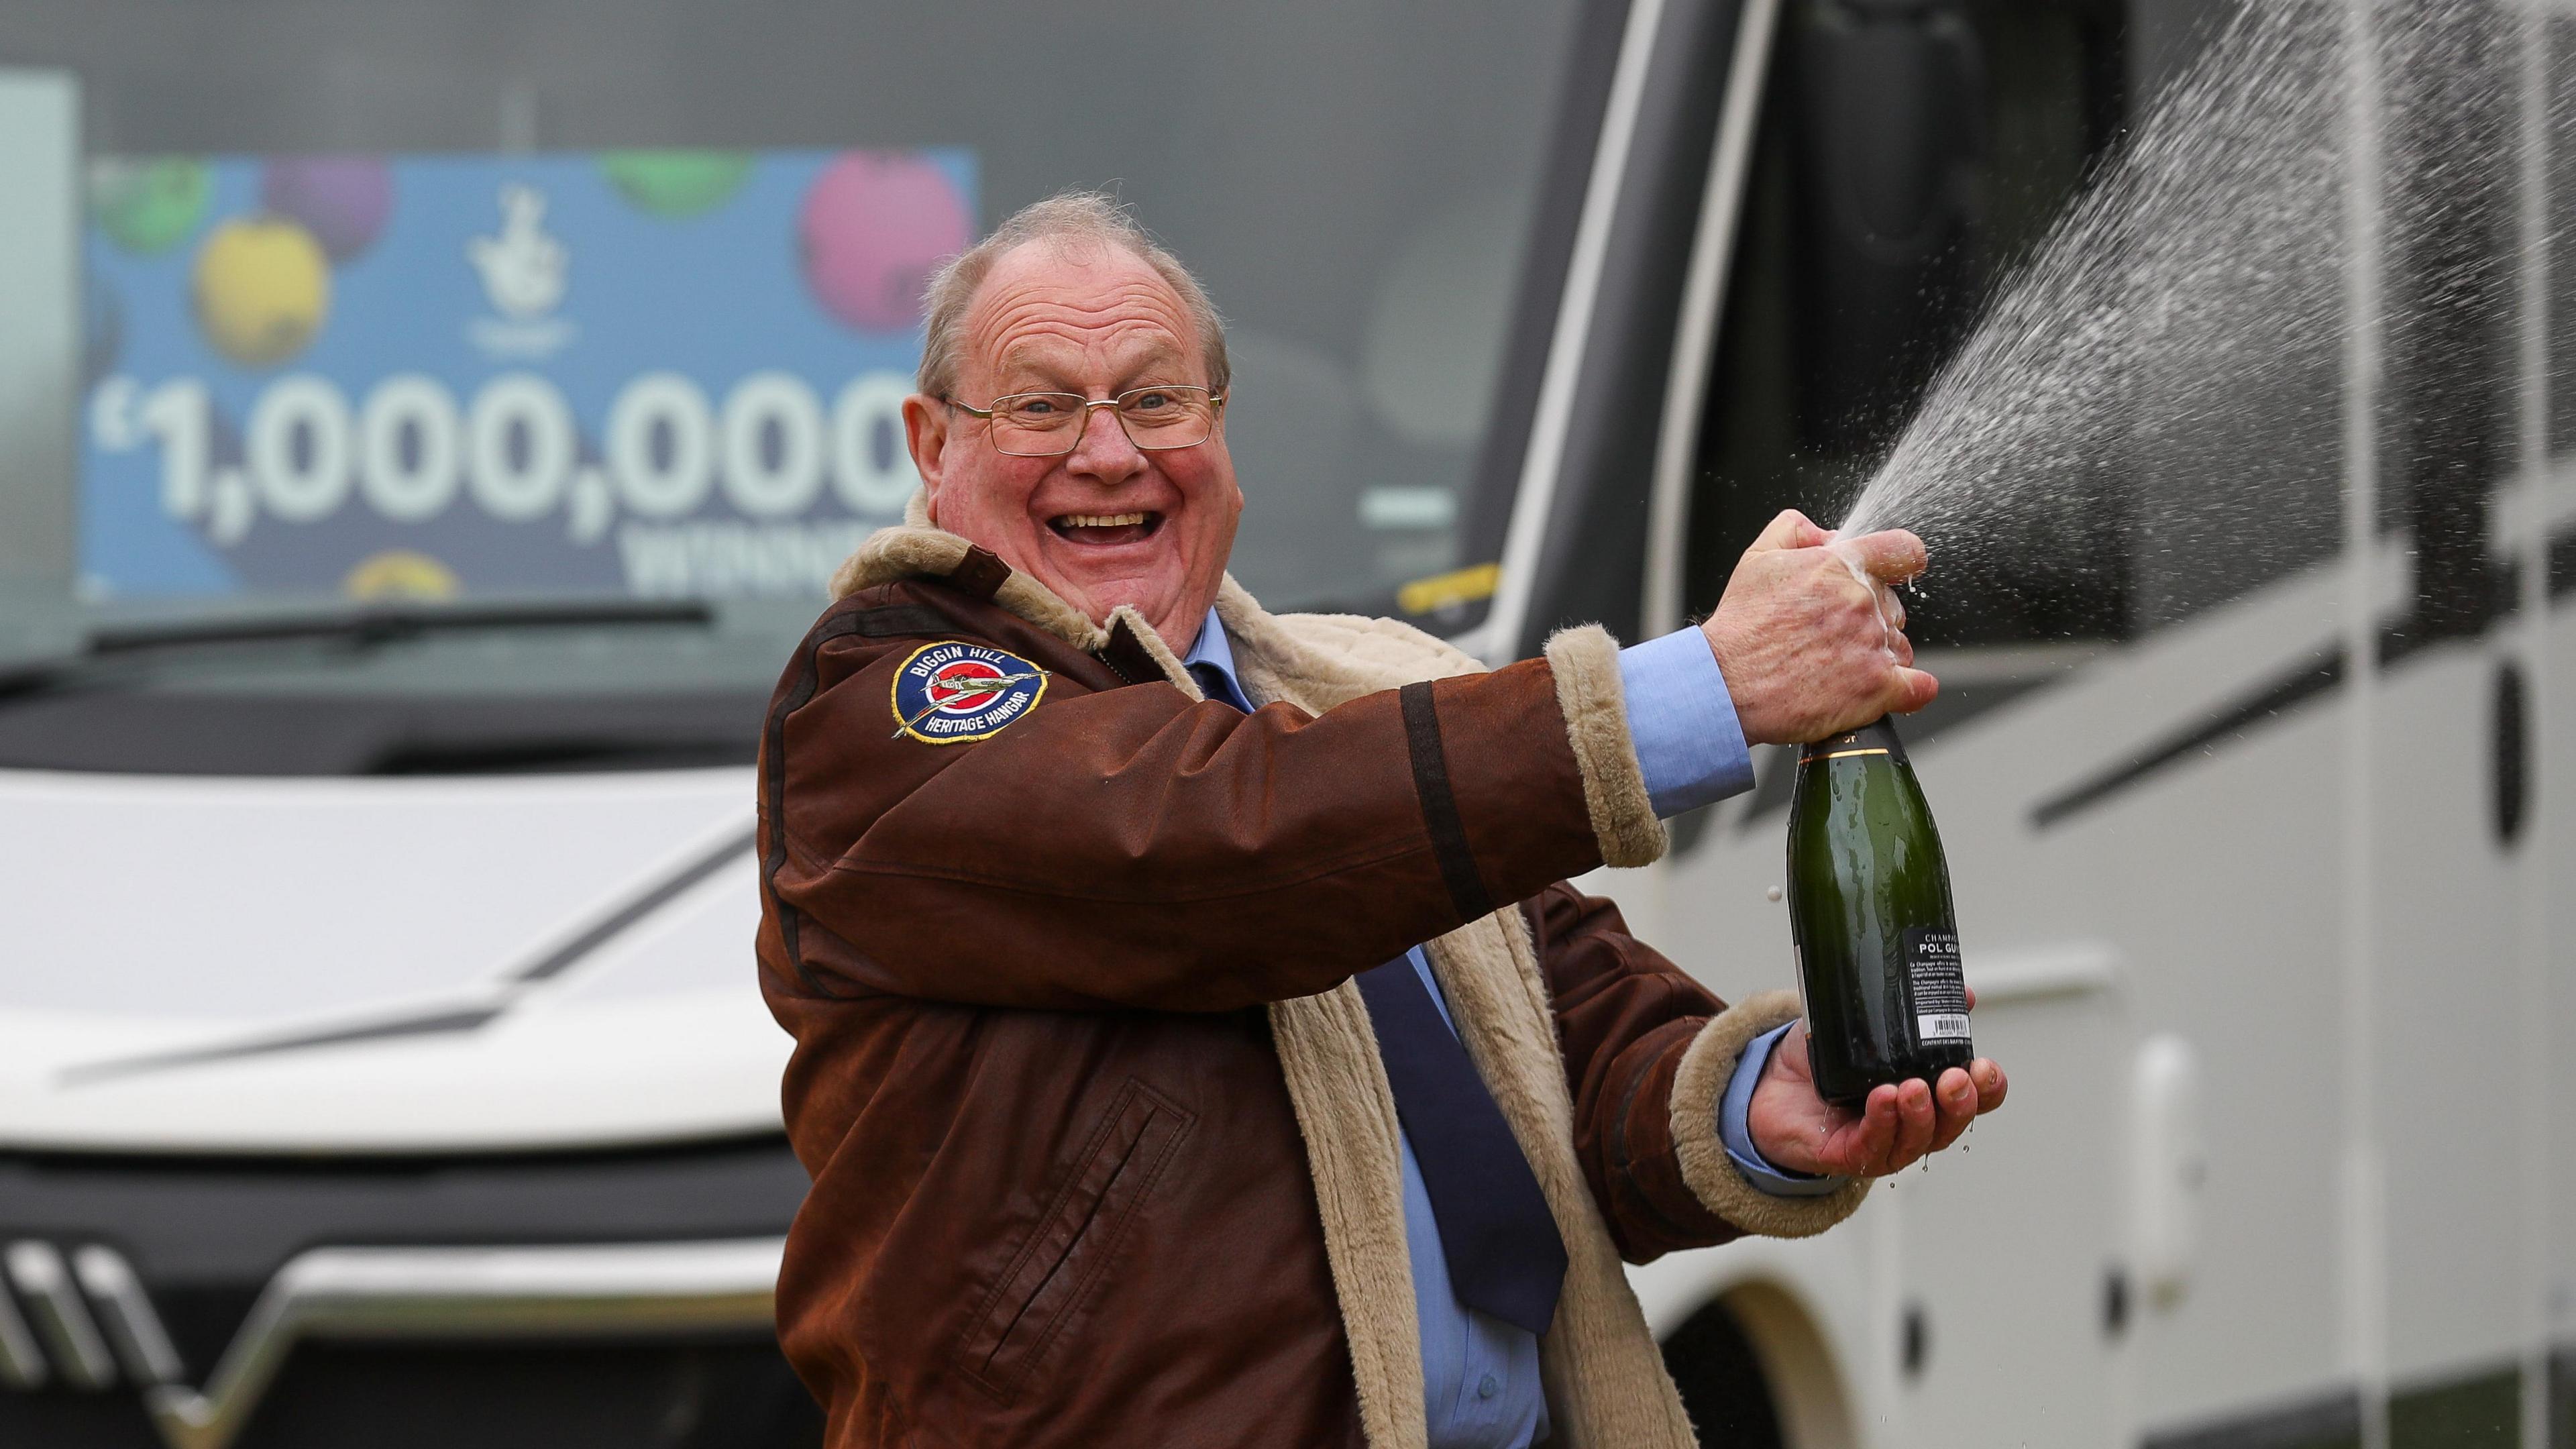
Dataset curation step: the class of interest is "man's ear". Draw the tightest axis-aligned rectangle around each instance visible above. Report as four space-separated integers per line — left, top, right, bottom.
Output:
904 394 949 523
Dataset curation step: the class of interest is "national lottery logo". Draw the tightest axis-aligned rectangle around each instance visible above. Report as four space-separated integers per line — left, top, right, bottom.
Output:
889 641 1049 744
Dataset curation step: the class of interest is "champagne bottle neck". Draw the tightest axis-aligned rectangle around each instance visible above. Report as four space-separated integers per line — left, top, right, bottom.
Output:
1798 714 1909 766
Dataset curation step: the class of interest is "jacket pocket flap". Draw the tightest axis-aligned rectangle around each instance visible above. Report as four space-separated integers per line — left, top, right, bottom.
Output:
957 1077 1195 1399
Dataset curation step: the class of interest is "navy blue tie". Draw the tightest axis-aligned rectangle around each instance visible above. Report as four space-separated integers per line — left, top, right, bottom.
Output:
1354 957 1568 1337
1187 661 1249 712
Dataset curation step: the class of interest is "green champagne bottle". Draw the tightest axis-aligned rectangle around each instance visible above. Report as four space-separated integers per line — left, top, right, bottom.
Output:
1784 715 1972 1106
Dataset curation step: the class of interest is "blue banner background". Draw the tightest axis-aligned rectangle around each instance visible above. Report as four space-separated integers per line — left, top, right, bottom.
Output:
80 147 975 600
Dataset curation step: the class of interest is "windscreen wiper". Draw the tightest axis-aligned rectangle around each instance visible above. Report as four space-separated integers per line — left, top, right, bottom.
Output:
0 597 715 703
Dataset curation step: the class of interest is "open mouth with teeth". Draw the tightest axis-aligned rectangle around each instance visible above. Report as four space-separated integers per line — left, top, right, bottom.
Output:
1048 511 1165 547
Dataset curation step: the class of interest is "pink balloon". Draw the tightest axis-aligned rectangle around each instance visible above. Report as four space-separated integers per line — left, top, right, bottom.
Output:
799 152 973 333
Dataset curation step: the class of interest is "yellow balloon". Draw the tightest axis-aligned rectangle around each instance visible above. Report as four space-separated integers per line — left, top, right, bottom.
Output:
345 549 459 601
193 217 331 367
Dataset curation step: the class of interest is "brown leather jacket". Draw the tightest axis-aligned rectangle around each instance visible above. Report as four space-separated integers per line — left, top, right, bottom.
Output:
757 530 1864 1449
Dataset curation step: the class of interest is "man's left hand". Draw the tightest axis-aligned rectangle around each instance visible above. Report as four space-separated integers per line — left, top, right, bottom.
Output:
1746 989 2008 1178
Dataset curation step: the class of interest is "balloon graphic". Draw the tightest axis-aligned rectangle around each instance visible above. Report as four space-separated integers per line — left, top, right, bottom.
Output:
345 550 460 600
89 157 211 255
193 217 332 368
262 155 394 262
83 273 123 388
799 152 973 333
602 150 754 218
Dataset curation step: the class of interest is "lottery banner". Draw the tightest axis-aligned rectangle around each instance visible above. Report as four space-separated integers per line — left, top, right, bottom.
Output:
79 148 976 600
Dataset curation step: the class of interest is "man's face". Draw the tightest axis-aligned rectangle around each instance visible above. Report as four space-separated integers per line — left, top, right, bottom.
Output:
905 239 1242 652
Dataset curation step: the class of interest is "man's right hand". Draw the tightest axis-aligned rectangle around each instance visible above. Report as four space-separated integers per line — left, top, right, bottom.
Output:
1699 509 1937 746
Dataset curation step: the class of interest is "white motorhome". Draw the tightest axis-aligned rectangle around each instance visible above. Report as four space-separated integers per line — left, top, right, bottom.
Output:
0 0 2565 1446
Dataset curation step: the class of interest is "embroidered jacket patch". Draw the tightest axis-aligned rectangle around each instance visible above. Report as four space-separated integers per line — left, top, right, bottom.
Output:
890 641 1048 744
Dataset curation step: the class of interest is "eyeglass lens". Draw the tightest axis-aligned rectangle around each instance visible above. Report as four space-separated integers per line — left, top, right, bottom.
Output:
987 388 1219 456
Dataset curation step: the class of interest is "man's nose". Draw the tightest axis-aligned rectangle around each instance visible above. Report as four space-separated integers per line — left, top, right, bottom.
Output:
1063 402 1146 485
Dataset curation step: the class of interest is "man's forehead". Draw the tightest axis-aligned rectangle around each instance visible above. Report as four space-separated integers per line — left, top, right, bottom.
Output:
963 240 1201 381
990 328 1189 382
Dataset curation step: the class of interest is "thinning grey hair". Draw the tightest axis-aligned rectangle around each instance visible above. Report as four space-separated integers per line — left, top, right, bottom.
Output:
915 191 1230 401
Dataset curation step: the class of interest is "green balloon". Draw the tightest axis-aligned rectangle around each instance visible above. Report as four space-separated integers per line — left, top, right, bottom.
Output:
600 150 755 218
90 157 211 255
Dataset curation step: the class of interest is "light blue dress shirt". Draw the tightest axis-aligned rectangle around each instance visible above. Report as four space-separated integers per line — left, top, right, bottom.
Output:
1180 609 1833 1449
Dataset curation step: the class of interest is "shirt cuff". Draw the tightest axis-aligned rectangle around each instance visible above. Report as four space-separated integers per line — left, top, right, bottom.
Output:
1719 1022 1847 1198
1615 627 1757 818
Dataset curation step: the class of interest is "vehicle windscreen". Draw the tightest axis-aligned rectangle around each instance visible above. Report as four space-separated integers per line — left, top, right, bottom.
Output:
0 0 1589 773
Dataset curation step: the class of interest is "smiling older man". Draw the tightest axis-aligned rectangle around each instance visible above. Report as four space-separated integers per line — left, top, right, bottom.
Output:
755 193 2005 1449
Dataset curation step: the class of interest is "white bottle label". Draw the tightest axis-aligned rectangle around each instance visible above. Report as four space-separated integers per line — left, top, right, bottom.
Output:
1904 928 1971 1044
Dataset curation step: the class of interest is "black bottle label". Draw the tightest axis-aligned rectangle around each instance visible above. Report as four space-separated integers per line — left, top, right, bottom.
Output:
1904 928 1970 1043
1799 714 1910 766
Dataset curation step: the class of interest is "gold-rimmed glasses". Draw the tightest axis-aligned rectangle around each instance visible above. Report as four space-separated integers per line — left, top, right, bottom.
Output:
947 385 1226 457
